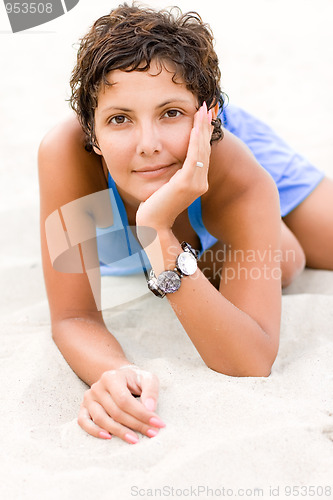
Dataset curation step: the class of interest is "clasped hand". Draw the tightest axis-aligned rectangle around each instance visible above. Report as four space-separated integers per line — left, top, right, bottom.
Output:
78 365 164 444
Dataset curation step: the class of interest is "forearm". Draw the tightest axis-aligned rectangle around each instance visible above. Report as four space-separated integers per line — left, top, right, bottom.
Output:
52 317 130 386
144 230 278 377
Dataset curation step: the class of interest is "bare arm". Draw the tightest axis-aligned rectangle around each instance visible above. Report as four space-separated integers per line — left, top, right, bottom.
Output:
38 116 162 442
137 110 281 377
38 116 130 384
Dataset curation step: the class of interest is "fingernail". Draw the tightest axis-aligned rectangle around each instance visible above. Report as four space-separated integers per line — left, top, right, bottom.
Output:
208 109 213 121
99 431 112 440
144 398 156 412
147 429 159 438
125 433 139 444
203 101 207 112
149 416 166 428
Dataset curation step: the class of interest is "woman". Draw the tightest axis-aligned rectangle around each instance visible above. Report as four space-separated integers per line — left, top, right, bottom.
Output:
38 3 333 444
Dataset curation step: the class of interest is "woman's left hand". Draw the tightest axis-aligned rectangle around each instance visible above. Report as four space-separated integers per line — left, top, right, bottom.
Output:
136 102 213 231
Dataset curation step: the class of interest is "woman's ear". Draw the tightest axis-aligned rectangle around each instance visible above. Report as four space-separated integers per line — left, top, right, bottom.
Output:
91 128 102 155
211 102 220 120
93 143 102 156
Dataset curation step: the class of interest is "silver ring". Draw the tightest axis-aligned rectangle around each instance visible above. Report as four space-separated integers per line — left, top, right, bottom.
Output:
196 161 204 168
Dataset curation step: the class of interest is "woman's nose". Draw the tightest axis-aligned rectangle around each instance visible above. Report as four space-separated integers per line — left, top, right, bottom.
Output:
136 121 162 157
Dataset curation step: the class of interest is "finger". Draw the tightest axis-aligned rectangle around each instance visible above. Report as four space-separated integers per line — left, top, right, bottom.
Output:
88 399 160 444
199 104 213 166
207 107 214 142
138 370 160 412
95 391 163 439
208 108 213 131
183 111 201 169
100 370 166 429
78 404 112 440
196 105 210 169
201 103 212 150
182 103 210 173
87 400 139 444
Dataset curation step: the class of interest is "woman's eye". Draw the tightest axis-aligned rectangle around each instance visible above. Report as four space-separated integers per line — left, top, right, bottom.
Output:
164 109 182 118
109 115 129 125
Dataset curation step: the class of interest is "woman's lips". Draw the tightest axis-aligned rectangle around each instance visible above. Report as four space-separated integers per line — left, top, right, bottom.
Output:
133 163 176 178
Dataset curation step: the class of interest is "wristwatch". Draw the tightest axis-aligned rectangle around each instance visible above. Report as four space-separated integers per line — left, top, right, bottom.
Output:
147 242 198 298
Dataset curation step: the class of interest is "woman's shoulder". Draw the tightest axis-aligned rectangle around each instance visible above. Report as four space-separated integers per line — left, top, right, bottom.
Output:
202 129 279 238
38 115 107 210
207 129 275 200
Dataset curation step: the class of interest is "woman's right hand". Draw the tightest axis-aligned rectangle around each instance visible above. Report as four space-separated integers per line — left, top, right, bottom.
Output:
78 365 165 444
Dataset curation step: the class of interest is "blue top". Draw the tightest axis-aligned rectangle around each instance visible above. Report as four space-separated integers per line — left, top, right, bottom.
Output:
219 105 324 217
96 173 217 276
96 103 324 276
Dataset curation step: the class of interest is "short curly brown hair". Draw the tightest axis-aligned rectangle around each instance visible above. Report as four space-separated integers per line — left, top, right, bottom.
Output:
69 2 226 151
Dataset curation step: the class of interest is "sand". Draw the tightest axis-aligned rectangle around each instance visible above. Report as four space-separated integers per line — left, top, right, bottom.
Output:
0 0 333 498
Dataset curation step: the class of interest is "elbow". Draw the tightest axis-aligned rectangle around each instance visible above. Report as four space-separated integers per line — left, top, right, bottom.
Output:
50 317 71 346
51 322 62 347
206 325 280 377
206 350 277 378
245 364 273 378
208 363 273 378
239 357 275 377
209 365 273 378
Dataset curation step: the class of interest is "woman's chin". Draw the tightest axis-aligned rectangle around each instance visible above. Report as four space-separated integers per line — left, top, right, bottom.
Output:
137 182 166 202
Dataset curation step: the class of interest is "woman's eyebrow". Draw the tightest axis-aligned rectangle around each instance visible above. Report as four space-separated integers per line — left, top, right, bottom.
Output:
100 98 193 115
157 98 193 107
100 105 131 114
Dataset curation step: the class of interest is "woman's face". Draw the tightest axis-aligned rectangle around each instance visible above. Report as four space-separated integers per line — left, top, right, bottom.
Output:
94 60 198 209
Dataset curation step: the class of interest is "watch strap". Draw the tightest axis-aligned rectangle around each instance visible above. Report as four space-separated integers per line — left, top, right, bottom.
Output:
146 242 198 298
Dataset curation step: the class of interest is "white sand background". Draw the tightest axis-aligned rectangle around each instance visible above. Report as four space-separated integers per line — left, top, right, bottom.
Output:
1 0 333 498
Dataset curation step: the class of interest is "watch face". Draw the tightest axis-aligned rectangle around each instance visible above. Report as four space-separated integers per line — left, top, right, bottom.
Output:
177 252 198 276
157 270 181 294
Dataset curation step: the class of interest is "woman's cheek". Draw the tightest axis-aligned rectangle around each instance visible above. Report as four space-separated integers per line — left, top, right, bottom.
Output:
99 133 131 159
167 124 192 157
